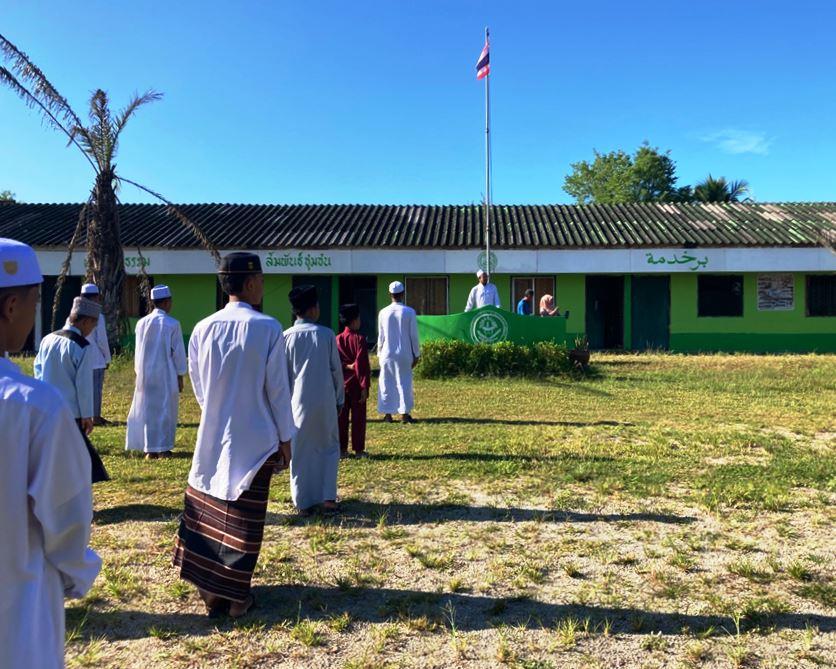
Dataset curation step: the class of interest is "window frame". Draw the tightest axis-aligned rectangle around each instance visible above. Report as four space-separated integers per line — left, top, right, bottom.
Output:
511 276 556 314
806 274 836 317
404 275 449 316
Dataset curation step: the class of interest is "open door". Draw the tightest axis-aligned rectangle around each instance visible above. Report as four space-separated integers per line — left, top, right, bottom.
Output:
339 275 377 344
586 276 624 349
631 275 670 350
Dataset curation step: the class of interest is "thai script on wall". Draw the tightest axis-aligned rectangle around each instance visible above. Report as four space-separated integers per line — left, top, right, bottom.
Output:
265 251 332 271
757 273 794 310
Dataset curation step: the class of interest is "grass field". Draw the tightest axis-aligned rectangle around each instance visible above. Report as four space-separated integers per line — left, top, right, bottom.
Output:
17 353 835 668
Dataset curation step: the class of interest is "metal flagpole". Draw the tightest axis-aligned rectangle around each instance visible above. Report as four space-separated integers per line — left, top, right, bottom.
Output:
484 27 491 278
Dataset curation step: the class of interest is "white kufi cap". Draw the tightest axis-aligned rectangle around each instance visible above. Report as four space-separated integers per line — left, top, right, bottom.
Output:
81 283 99 295
388 281 405 295
151 285 171 300
0 238 43 288
476 270 486 278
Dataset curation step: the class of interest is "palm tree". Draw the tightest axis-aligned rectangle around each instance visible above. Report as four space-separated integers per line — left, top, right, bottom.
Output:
693 174 750 203
0 34 218 344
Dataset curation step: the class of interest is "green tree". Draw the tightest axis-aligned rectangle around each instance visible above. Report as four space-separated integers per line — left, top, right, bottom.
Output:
0 190 15 201
563 143 687 205
693 174 750 203
0 35 218 343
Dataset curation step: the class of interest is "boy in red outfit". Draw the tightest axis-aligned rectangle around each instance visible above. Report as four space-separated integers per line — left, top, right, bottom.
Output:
336 304 371 458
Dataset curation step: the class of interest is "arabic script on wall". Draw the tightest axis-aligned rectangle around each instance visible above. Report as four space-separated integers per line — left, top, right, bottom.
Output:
645 252 709 271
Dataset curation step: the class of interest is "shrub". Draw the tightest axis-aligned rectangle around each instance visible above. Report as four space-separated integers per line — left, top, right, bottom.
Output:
416 339 574 379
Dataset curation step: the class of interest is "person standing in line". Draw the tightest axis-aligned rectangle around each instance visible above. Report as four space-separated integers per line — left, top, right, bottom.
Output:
465 270 501 311
516 288 535 316
35 297 109 484
284 285 345 514
173 252 295 619
78 284 112 426
377 281 420 424
0 238 101 669
125 285 187 460
336 303 371 458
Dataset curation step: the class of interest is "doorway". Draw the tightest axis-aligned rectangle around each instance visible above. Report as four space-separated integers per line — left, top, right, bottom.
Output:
631 275 670 350
339 275 377 344
585 276 624 349
40 275 82 337
293 275 333 330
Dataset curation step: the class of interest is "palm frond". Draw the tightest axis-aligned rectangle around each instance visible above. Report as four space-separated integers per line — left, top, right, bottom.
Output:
0 66 97 172
0 34 85 136
114 89 162 139
87 89 114 169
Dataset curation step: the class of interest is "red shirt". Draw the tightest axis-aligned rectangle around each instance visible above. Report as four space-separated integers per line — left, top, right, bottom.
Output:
336 327 371 391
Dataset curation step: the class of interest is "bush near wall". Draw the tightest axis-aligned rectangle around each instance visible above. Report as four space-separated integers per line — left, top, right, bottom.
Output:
416 340 574 379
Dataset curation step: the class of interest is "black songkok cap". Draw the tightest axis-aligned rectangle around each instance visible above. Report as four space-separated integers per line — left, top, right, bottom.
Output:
289 284 318 312
218 252 262 275
339 303 360 323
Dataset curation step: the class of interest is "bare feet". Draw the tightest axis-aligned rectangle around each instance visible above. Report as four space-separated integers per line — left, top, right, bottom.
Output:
229 594 255 619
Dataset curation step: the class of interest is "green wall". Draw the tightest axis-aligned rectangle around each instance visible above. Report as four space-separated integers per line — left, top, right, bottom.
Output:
262 275 293 327
557 274 585 343
155 274 217 334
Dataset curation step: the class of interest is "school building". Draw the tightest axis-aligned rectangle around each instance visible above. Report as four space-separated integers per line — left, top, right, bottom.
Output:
1 201 834 352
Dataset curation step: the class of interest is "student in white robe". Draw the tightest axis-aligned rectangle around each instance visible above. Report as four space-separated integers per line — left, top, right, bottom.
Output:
284 285 345 514
125 285 187 459
377 281 421 423
35 296 109 483
464 270 501 311
79 283 112 426
174 252 295 619
0 238 101 669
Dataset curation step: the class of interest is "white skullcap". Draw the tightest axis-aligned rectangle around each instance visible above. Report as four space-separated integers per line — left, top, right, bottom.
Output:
0 238 43 288
476 270 486 278
81 283 99 295
388 281 405 295
71 296 101 319
151 285 171 300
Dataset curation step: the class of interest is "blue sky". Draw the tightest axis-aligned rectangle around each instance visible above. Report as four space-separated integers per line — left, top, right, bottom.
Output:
2 1 835 205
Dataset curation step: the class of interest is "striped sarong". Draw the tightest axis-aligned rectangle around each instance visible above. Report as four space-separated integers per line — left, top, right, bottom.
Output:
172 454 276 602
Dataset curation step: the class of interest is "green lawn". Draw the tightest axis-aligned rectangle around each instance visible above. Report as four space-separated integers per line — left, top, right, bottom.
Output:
16 353 835 668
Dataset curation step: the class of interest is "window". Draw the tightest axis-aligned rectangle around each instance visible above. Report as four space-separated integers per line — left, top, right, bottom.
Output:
405 277 448 315
512 276 555 314
698 275 743 317
807 275 836 317
122 275 154 318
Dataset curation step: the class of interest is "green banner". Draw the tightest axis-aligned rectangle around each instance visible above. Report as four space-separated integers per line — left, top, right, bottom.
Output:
417 306 569 346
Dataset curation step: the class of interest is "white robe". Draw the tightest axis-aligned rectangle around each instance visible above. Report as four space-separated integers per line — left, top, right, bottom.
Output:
86 314 111 370
465 282 501 311
377 302 421 415
125 309 187 453
283 320 344 511
187 302 296 501
0 357 100 669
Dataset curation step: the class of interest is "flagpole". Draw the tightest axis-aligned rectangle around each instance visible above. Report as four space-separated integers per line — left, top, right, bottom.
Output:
484 26 491 278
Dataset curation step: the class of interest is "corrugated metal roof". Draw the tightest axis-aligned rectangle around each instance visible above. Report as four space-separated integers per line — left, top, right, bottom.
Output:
0 201 833 249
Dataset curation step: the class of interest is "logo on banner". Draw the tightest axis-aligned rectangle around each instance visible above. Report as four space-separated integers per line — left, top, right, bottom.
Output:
476 251 498 273
470 310 509 344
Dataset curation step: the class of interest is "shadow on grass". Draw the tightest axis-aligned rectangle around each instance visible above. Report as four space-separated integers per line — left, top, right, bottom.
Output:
267 499 694 527
67 585 835 640
391 417 632 427
367 451 616 462
94 504 181 526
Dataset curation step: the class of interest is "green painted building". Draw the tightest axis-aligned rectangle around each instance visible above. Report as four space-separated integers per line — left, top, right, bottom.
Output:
2 201 834 352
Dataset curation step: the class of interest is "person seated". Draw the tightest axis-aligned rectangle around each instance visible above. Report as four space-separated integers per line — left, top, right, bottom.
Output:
539 294 560 317
516 288 534 316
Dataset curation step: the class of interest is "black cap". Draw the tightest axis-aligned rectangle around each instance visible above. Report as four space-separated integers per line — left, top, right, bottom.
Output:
289 284 318 312
339 303 360 323
218 252 262 275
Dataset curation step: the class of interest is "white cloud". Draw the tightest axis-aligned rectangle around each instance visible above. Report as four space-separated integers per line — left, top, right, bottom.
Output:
701 129 772 156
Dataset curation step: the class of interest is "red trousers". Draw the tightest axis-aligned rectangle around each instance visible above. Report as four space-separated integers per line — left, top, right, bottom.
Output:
339 383 367 453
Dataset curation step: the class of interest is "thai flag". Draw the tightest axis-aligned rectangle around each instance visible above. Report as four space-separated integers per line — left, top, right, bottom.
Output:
476 37 490 80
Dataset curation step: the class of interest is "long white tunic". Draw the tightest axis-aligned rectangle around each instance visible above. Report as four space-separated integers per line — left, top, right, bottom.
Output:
86 314 111 370
126 309 187 453
283 320 345 510
465 282 501 311
33 327 95 419
187 302 296 501
0 357 100 669
377 302 420 415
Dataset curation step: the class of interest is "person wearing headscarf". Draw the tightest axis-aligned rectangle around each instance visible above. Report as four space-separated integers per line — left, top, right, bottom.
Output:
377 281 421 423
539 294 560 317
0 238 100 669
173 252 295 619
35 295 109 483
125 285 187 459
465 270 501 311
336 303 371 458
284 285 345 513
